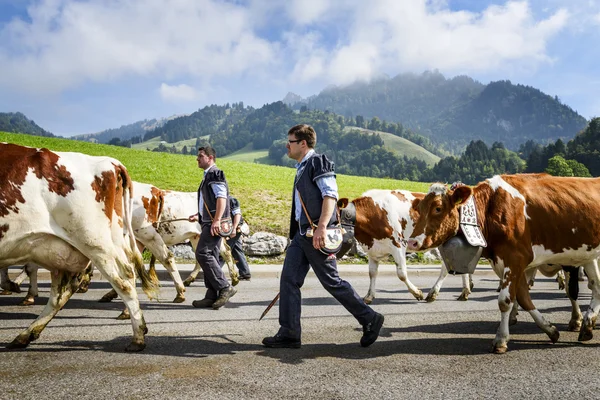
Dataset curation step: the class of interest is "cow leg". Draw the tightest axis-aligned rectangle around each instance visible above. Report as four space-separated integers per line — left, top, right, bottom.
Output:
556 270 566 290
578 266 586 282
515 271 559 343
580 260 600 341
7 270 81 349
19 264 39 306
183 237 202 286
363 257 379 304
391 247 423 301
143 238 186 303
93 262 148 352
425 263 447 302
221 241 239 287
0 267 21 294
562 266 582 332
457 274 472 301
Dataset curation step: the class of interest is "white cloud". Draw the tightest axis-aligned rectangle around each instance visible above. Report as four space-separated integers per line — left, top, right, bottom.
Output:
159 83 198 102
0 0 275 94
0 0 585 97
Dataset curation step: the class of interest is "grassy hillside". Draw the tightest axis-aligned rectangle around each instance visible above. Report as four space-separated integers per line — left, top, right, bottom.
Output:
221 143 273 164
344 127 440 166
132 136 205 152
1 131 431 235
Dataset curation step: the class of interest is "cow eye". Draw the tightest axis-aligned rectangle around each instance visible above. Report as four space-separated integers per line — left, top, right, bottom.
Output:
434 207 442 213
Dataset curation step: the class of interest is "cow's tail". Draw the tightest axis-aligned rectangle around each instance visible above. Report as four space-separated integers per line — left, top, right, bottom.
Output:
120 167 161 300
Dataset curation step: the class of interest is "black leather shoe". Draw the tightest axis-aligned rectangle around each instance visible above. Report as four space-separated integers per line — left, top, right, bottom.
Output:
262 334 301 349
212 286 237 309
360 313 384 347
239 275 251 281
192 298 214 308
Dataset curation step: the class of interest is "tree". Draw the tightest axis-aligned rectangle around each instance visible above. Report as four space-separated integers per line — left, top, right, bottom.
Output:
566 159 591 177
546 155 573 176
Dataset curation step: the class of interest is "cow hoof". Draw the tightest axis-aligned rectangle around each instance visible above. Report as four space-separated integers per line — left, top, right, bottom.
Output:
116 310 131 320
183 278 194 287
509 317 518 326
492 345 508 354
413 291 424 301
6 340 29 350
568 319 582 332
98 296 114 303
77 286 89 294
173 294 185 303
363 297 373 305
231 277 240 286
0 290 12 295
578 328 593 342
548 329 560 343
19 297 35 306
125 342 146 352
456 293 469 301
425 292 437 303
8 282 21 293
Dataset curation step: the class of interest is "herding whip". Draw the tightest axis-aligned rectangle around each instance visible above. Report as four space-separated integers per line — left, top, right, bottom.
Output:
259 292 280 321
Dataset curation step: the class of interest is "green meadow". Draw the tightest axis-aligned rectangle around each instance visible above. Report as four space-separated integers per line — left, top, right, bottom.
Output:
1 131 432 235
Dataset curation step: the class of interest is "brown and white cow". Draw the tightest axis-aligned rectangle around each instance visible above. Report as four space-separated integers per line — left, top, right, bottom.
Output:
338 189 472 304
407 174 600 353
0 143 159 351
99 182 237 307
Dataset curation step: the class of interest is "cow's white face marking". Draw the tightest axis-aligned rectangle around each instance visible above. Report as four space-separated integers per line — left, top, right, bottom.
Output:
428 183 447 196
487 175 530 219
572 228 577 234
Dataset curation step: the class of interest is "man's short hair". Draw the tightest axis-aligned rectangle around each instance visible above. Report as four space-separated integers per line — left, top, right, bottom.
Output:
288 124 316 148
198 145 217 159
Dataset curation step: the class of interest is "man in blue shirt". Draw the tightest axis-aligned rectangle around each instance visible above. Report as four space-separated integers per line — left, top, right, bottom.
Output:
262 124 384 348
188 146 236 309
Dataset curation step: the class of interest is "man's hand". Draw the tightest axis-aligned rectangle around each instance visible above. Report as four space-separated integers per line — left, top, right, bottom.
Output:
188 214 198 223
211 219 221 236
312 225 327 250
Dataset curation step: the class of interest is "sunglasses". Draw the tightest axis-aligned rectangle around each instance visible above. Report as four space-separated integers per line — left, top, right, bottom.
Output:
288 139 302 144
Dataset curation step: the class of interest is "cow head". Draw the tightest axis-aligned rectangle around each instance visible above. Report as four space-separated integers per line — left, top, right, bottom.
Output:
407 183 472 251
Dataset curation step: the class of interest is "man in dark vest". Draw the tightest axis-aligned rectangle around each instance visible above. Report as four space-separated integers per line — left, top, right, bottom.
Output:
220 195 251 280
262 124 384 348
188 146 236 309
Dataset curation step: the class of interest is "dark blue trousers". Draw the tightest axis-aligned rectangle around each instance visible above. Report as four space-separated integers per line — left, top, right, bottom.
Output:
195 223 229 300
278 232 376 340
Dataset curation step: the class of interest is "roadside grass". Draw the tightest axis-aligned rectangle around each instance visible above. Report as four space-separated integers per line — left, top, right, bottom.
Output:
2 131 433 236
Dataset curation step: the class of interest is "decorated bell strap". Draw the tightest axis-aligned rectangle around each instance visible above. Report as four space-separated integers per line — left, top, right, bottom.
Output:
459 196 487 248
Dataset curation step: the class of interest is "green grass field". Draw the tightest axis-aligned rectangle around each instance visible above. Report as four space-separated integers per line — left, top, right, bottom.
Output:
131 136 206 152
344 127 440 166
1 131 432 236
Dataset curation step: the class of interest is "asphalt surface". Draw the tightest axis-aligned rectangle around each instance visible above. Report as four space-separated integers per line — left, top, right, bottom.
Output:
1 263 600 400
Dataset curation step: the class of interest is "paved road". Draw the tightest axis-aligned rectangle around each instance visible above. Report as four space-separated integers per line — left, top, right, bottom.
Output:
1 264 599 399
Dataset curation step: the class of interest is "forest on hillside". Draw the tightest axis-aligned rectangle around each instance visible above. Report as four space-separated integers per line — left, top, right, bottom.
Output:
0 112 54 137
291 71 587 153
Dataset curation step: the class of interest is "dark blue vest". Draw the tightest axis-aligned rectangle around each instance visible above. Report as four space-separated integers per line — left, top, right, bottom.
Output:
198 166 230 223
289 152 339 239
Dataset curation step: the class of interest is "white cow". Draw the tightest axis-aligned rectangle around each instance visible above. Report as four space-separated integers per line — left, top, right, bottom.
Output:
0 143 159 351
338 189 472 304
99 182 237 307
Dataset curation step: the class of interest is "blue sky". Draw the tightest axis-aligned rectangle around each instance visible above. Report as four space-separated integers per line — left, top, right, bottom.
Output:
0 0 599 137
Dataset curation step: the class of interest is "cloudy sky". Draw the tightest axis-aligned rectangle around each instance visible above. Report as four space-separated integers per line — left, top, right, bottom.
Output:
0 0 599 137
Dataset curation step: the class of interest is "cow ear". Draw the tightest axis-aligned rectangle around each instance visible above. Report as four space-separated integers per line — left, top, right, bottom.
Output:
411 198 421 209
452 186 472 206
338 198 349 209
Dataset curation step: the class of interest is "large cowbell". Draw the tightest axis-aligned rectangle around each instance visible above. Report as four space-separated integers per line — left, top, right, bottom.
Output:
439 235 483 275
